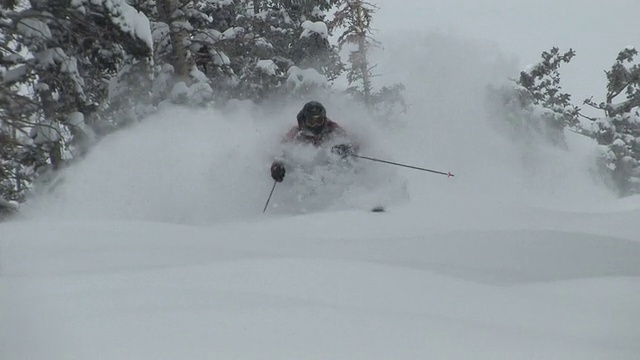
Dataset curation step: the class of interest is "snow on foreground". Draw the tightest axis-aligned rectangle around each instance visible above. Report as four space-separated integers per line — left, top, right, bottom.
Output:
2 117 640 359
2 209 640 359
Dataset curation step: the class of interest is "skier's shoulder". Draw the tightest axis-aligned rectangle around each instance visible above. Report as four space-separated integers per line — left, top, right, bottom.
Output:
283 125 300 142
326 118 341 128
326 118 346 134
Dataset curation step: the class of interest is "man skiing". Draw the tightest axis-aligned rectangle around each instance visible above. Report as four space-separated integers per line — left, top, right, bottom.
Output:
270 101 359 183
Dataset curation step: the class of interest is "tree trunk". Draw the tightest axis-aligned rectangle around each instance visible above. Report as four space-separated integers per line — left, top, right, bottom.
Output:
10 124 21 192
157 0 194 82
355 3 372 107
357 39 371 106
49 142 63 170
39 84 64 171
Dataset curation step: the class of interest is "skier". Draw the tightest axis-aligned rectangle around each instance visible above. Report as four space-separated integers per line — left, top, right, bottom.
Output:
270 101 359 183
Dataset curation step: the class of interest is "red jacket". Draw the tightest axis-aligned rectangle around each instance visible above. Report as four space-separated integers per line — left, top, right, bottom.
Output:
272 119 359 169
282 119 348 146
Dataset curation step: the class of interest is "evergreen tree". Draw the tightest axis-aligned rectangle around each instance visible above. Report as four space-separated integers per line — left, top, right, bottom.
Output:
189 0 237 98
487 47 579 148
226 0 343 101
1 4 43 205
0 0 152 205
331 0 378 105
226 3 291 101
330 0 405 121
142 0 214 106
585 47 640 196
285 0 343 83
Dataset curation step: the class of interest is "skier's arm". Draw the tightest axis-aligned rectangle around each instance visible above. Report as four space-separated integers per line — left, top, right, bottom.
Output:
331 123 360 156
269 126 298 181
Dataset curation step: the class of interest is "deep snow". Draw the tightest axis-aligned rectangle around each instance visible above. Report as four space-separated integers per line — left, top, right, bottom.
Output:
2 19 640 360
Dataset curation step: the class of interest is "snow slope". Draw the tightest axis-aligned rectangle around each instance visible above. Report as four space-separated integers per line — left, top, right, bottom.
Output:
2 207 640 359
2 30 640 360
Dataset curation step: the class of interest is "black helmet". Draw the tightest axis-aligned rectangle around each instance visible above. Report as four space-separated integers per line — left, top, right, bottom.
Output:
298 101 327 135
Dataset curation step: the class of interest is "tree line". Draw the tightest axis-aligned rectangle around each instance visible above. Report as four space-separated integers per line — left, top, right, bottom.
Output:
488 46 640 196
1 1 638 219
0 0 404 218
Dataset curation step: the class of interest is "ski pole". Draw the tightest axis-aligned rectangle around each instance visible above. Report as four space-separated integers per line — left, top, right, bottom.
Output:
263 180 278 213
349 154 454 177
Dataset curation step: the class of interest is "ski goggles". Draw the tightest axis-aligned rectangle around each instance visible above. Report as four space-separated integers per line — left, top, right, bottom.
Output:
305 115 326 128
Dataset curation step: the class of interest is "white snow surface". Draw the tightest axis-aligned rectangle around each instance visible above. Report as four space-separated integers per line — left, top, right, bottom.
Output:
2 25 640 360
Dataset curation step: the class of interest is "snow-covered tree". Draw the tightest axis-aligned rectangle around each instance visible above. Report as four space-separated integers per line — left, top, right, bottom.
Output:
188 0 236 97
138 0 214 106
220 7 286 101
221 1 342 101
487 47 579 148
133 1 344 102
0 0 153 205
331 0 377 104
330 0 405 121
1 3 43 204
585 47 640 196
288 2 343 84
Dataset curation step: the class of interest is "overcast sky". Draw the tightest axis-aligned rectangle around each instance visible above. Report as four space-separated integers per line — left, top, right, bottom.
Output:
370 0 640 110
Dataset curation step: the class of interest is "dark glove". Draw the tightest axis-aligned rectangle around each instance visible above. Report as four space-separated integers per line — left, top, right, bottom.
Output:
270 162 285 182
331 144 354 158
